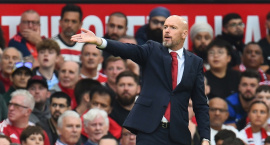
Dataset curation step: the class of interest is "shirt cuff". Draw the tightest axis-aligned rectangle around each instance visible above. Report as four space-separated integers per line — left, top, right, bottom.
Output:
97 38 107 49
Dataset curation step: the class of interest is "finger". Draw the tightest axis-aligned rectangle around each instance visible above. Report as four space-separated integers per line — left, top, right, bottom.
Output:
81 28 89 33
71 34 81 38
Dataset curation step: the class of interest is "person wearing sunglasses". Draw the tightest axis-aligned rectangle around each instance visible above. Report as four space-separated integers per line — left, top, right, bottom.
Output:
2 61 33 105
0 89 50 144
135 6 170 45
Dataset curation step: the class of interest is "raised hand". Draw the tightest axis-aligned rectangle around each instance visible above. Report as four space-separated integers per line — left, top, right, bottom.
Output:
71 28 102 45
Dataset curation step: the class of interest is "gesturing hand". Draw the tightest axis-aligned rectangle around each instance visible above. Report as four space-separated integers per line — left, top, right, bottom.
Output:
71 28 102 45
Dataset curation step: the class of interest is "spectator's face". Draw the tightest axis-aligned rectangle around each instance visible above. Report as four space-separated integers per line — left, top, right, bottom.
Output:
242 44 263 69
58 116 81 145
239 77 259 101
223 18 244 37
216 140 223 145
59 62 80 89
90 93 112 114
116 76 140 106
249 103 268 128
120 128 136 145
80 44 103 70
38 49 58 68
11 69 31 89
107 15 127 40
8 95 31 123
85 115 109 143
19 12 40 33
149 16 166 31
1 49 21 76
207 47 231 70
22 134 44 145
256 91 270 110
99 139 118 145
28 83 50 105
209 98 229 129
60 12 82 37
104 60 126 84
0 138 10 145
266 19 270 34
50 98 71 122
193 32 212 51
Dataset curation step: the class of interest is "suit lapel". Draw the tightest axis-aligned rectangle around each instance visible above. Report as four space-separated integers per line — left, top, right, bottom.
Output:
176 49 192 89
162 47 173 90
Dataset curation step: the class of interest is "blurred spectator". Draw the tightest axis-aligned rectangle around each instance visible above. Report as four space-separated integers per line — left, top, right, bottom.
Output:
258 12 270 67
2 62 33 105
56 110 82 145
120 128 136 145
0 96 8 122
20 126 44 145
0 134 11 145
0 90 49 144
109 71 140 126
135 6 170 45
0 26 5 51
226 70 260 130
83 108 109 145
209 97 239 145
214 130 236 145
255 85 270 132
8 10 43 65
104 57 127 94
74 79 101 116
38 92 71 145
33 39 60 90
188 99 200 145
27 75 51 124
239 101 268 145
233 42 270 84
87 86 121 140
102 12 128 64
222 137 245 145
205 39 240 99
118 36 140 76
0 47 22 92
98 134 118 145
51 61 80 109
216 13 245 68
52 4 83 63
80 43 107 83
190 22 214 70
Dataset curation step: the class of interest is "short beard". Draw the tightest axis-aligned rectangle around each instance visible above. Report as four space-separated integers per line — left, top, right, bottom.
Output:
117 95 136 106
64 31 76 37
193 46 207 61
228 33 244 41
147 28 163 43
240 94 255 102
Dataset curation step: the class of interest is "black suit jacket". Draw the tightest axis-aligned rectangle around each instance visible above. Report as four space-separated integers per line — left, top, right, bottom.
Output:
103 40 210 144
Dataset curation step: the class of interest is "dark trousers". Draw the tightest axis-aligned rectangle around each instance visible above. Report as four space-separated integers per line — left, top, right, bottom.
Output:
136 125 185 145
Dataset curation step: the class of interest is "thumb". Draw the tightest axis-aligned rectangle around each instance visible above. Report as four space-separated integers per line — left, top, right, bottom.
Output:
81 28 89 33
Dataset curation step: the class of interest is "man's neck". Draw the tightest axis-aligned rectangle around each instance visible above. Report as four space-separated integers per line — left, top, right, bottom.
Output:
12 119 29 128
80 67 98 78
35 103 46 111
107 82 116 92
266 35 270 43
119 101 135 111
50 117 57 129
170 45 183 51
210 68 227 78
39 67 55 80
211 125 222 131
239 95 252 112
59 33 75 45
75 104 88 116
1 72 10 79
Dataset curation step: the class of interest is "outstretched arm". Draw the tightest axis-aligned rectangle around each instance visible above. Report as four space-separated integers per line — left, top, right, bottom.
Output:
71 28 103 46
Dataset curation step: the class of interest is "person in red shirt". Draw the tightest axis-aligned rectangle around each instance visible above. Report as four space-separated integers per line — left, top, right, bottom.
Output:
0 47 22 92
80 43 107 83
0 89 50 144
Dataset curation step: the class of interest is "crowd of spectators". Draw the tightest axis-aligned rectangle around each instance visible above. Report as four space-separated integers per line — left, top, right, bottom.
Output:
0 3 270 145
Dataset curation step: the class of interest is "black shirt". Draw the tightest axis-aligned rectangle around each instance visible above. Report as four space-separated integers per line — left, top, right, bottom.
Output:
109 101 130 126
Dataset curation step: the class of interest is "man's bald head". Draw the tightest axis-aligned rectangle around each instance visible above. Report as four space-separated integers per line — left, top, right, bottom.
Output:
209 97 228 110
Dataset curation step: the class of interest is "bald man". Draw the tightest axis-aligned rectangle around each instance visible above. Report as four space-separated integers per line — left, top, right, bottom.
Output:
51 61 80 109
209 97 239 145
71 15 210 145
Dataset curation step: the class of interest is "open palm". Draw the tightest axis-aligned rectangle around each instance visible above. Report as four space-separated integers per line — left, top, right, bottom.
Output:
71 28 99 44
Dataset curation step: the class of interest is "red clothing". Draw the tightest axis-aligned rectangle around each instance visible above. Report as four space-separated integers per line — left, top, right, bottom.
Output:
0 73 12 92
80 110 122 139
245 126 267 145
58 83 77 109
80 72 107 83
0 119 51 145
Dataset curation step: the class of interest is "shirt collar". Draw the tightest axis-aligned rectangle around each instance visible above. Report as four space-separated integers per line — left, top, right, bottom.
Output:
168 48 184 58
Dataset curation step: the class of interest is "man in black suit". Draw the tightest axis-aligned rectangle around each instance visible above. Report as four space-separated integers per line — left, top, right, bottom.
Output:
71 15 210 145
